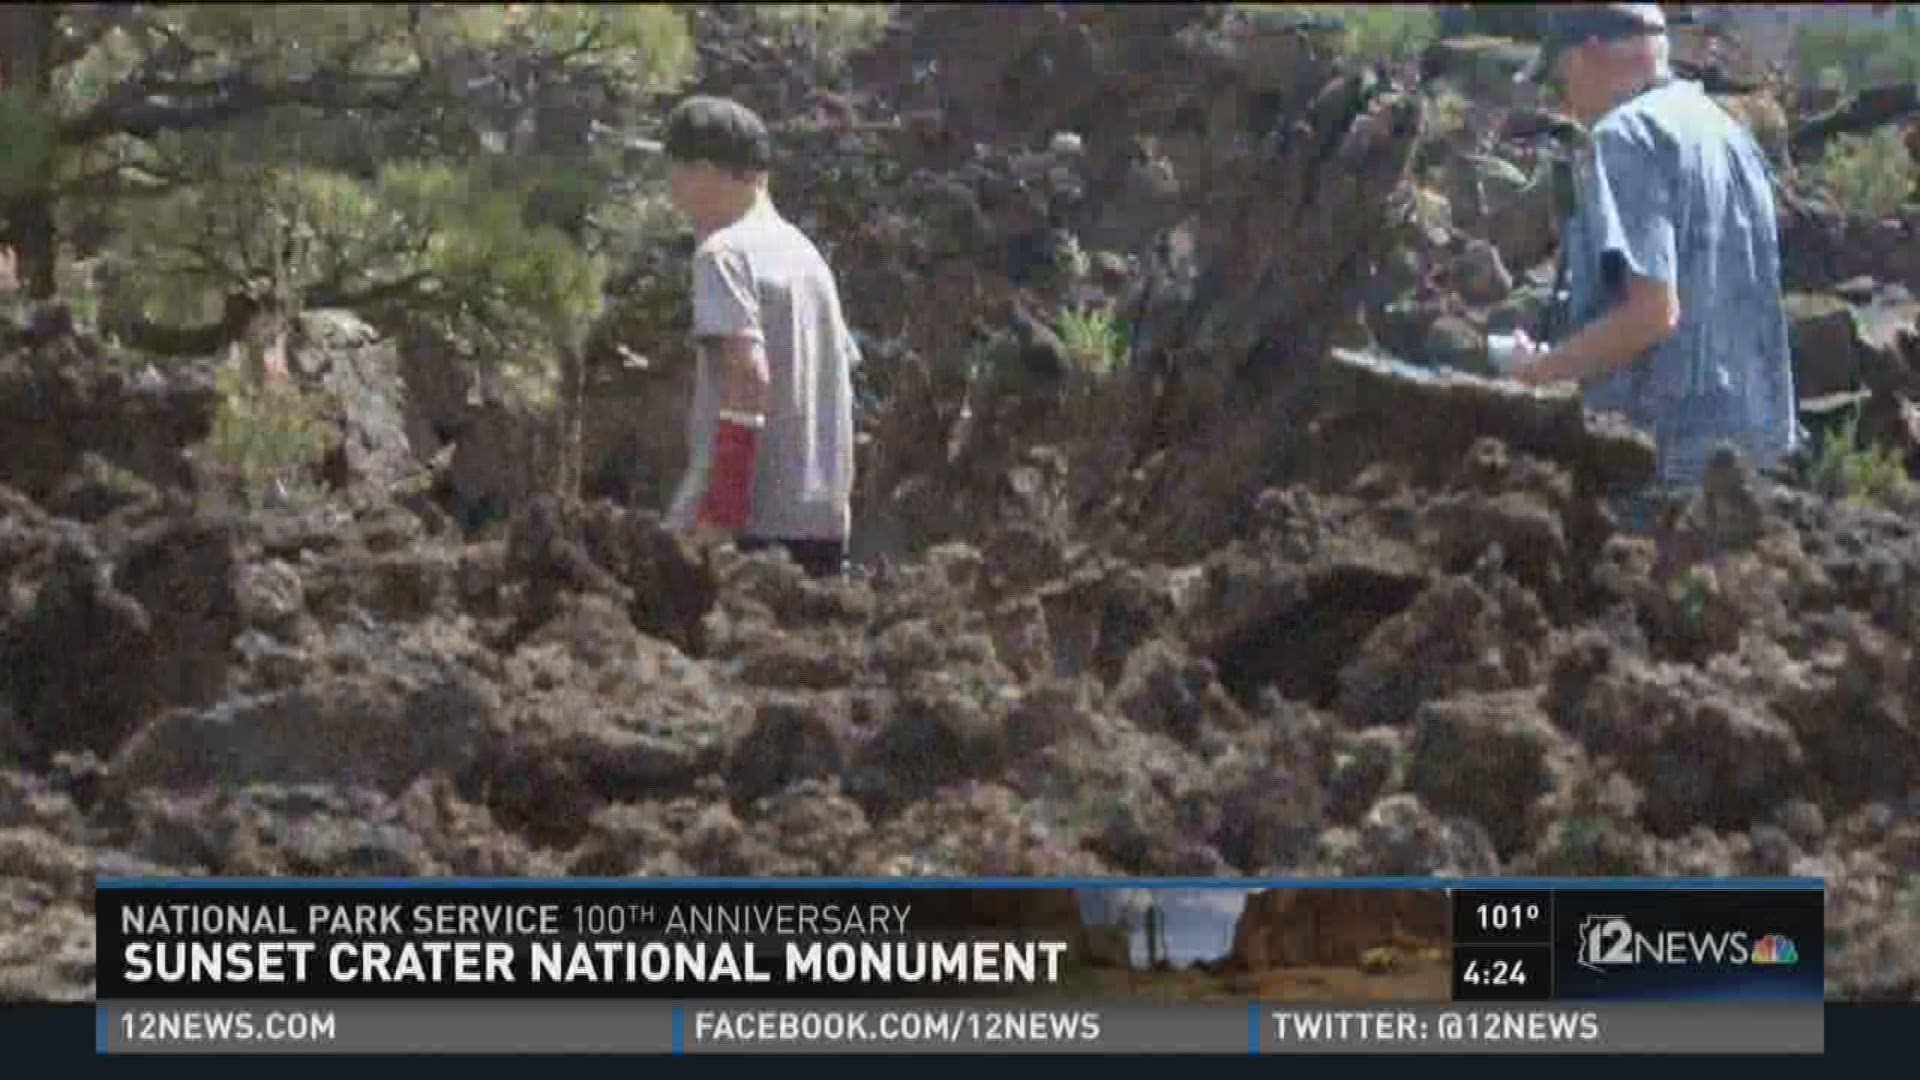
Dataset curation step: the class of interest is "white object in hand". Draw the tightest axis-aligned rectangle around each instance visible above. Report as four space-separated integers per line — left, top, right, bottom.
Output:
1487 330 1537 374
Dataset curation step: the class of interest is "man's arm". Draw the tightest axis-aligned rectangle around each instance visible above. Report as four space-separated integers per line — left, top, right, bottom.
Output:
691 245 770 534
1516 122 1681 387
1514 271 1678 385
708 333 771 415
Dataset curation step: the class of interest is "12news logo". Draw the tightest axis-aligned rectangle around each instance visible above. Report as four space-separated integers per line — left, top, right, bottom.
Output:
1577 916 1800 974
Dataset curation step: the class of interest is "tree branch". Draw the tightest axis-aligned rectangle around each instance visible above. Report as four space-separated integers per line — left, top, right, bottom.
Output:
59 162 195 201
181 238 253 293
308 269 437 310
547 20 608 67
114 292 262 357
114 267 437 358
57 66 429 146
1791 82 1920 164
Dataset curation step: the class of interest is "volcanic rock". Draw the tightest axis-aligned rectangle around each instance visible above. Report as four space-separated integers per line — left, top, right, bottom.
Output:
1405 689 1565 857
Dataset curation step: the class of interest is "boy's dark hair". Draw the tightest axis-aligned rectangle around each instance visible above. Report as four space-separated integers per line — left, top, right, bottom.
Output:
662 95 772 175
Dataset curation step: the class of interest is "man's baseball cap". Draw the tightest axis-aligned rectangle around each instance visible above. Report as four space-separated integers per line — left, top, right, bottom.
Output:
1517 4 1668 83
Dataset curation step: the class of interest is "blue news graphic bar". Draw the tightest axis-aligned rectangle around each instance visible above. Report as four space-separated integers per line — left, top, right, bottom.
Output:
30 1005 1888 1060
95 878 1824 1007
91 876 1827 890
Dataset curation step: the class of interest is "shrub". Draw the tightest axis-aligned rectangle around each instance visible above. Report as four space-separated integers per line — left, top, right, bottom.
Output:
1339 4 1440 64
1804 403 1914 508
207 364 338 502
1794 20 1920 90
1054 303 1128 378
1425 87 1471 142
1806 126 1915 219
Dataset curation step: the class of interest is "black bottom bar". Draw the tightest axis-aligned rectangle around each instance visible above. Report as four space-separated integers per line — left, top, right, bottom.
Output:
7 1003 1909 1063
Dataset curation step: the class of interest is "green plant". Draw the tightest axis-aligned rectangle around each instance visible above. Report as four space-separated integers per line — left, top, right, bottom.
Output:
1673 566 1714 630
1054 303 1127 378
1424 87 1471 142
1805 402 1915 507
207 364 338 500
1339 4 1439 64
8 4 691 366
1794 20 1920 90
1806 126 1916 219
1361 946 1399 974
1056 233 1091 283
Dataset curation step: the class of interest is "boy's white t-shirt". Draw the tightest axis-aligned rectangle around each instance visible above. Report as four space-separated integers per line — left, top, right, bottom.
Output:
667 200 857 541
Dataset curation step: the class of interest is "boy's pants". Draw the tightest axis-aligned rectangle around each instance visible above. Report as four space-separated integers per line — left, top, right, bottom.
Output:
739 535 848 578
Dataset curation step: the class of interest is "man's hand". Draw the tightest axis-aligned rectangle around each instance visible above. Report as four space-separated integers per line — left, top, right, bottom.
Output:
1514 274 1681 387
1510 341 1556 386
1492 330 1564 387
1489 329 1542 378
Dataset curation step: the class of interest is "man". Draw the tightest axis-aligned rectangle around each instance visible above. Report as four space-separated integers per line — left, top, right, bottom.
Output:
660 95 857 577
1506 4 1798 529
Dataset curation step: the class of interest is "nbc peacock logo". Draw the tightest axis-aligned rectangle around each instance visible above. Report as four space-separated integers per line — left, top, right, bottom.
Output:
1748 933 1799 966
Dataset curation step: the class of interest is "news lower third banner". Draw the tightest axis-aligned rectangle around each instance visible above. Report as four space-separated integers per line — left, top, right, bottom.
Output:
93 877 1825 1054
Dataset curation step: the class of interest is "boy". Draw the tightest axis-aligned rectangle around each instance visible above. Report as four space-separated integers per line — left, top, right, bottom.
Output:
660 95 857 577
